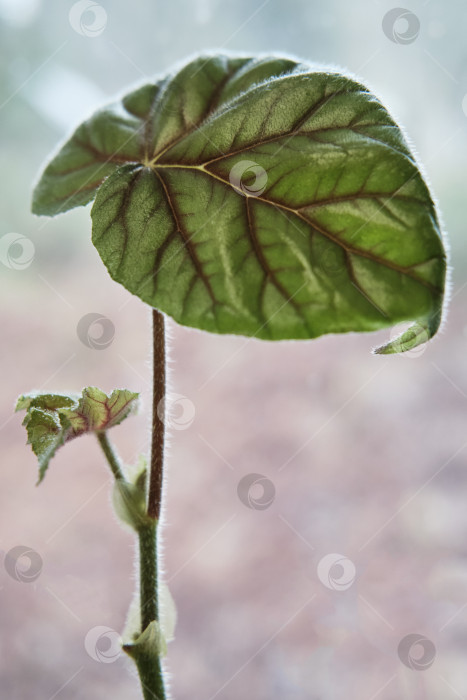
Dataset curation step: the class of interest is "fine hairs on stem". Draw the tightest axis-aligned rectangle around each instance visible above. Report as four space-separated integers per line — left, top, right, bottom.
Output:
148 309 166 521
133 308 168 699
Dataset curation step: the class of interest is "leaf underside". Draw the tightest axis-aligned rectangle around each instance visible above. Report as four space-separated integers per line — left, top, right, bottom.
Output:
16 387 138 482
32 54 446 353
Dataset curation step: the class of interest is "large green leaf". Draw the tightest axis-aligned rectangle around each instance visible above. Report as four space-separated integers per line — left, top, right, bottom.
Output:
16 388 139 482
32 54 447 353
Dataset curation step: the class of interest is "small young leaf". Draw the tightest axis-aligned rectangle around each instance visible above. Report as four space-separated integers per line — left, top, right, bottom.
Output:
122 583 176 648
15 393 78 412
113 480 150 531
123 619 168 660
32 54 447 353
19 407 72 483
60 387 139 435
16 387 139 482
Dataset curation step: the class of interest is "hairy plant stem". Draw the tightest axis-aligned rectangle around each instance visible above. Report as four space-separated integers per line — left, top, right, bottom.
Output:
132 520 166 700
96 310 167 700
133 309 167 700
96 431 124 480
148 309 166 520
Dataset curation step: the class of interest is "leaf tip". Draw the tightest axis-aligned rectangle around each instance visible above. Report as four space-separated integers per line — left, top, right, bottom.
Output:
372 319 436 356
15 395 28 412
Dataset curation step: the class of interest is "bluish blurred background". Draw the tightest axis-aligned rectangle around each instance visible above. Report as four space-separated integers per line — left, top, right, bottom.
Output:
1 1 467 698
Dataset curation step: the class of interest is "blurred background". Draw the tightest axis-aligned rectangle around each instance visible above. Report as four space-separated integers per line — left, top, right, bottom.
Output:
1 0 467 698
